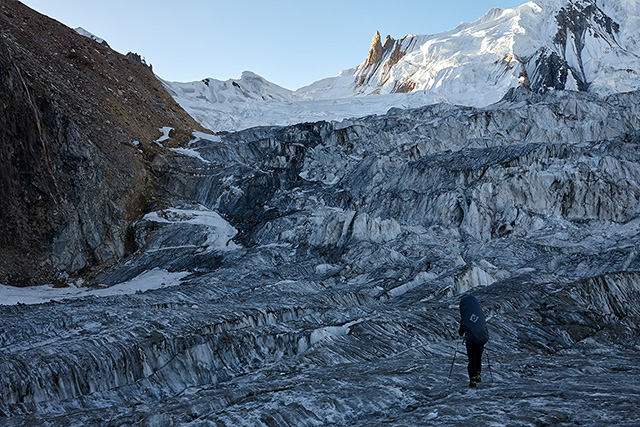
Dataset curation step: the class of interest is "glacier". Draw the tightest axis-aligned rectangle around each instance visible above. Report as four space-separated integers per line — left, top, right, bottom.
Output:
2 87 640 426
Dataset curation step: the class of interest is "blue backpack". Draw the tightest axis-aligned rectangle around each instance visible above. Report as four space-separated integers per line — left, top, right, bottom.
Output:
459 295 489 345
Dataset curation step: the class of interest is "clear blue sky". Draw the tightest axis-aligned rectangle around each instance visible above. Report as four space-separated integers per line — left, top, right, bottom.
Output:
21 0 527 90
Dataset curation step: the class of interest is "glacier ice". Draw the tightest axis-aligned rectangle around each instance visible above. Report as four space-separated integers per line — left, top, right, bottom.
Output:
2 88 640 425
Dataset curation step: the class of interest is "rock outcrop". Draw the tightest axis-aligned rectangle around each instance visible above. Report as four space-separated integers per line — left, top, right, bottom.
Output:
522 0 625 93
0 0 204 286
364 30 384 68
359 32 411 92
126 51 153 73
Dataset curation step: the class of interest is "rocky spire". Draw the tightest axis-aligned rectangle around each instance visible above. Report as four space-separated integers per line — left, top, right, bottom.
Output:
382 34 394 51
365 30 384 67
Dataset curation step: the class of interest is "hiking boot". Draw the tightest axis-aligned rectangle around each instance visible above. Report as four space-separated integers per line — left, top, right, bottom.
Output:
469 378 477 388
474 373 481 383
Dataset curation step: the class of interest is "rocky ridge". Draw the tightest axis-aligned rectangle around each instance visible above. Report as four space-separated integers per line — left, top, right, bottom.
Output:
0 0 205 286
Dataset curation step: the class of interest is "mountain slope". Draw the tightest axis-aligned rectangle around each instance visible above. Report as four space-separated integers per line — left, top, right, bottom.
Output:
162 71 296 131
0 0 205 286
342 0 640 97
164 0 640 132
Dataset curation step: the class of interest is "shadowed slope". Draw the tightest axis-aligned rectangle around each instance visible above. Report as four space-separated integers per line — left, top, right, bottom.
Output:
0 0 205 285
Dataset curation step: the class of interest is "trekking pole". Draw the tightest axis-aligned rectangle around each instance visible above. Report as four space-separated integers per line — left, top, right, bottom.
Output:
447 339 462 383
485 347 494 383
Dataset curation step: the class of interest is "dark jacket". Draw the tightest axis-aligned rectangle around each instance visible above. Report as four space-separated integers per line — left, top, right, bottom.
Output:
458 295 489 345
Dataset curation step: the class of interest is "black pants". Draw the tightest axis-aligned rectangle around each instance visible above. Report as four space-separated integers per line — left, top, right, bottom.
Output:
466 343 484 379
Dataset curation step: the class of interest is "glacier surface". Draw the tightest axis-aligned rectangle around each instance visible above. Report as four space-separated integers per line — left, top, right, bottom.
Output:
2 88 640 426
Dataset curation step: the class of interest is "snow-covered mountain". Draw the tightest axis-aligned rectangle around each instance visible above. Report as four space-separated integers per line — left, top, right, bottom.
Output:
162 72 446 132
321 0 640 98
164 0 640 132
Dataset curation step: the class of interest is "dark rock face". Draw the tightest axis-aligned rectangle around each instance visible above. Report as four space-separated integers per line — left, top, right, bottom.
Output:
553 0 620 55
2 88 640 425
126 51 153 73
523 47 570 92
0 0 204 285
525 0 623 93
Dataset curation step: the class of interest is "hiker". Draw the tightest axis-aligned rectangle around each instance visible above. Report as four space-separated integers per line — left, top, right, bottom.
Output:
458 294 489 387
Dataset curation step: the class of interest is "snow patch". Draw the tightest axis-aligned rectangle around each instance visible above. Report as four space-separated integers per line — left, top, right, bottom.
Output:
169 147 209 163
155 127 173 144
167 131 224 162
309 319 363 346
74 27 108 46
0 269 189 306
191 131 222 143
143 207 241 251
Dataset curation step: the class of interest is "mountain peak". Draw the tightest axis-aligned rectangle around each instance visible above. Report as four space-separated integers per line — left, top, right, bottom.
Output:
382 34 395 50
238 70 261 80
365 30 384 67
